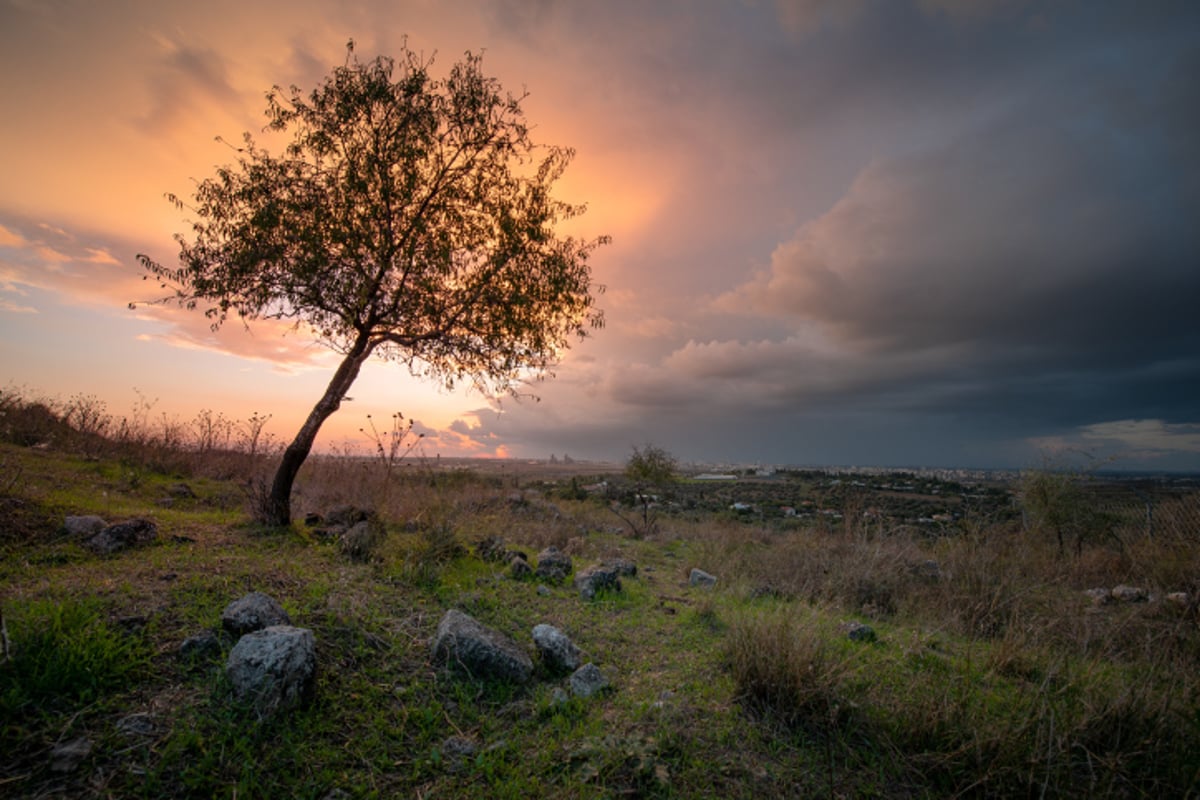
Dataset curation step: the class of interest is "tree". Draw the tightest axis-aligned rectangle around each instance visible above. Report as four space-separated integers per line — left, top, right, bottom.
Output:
613 444 677 537
136 43 607 526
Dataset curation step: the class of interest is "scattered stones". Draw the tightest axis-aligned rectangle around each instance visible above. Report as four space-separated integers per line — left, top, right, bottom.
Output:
221 592 291 636
431 609 533 684
49 737 91 773
569 662 610 698
1111 585 1149 603
840 621 877 643
575 564 622 600
689 568 717 589
535 546 573 582
226 625 317 717
63 514 106 538
180 630 222 661
532 623 582 674
339 518 387 562
83 518 158 555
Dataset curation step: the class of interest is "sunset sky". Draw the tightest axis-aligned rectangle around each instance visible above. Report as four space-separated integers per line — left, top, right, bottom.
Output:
2 0 1198 470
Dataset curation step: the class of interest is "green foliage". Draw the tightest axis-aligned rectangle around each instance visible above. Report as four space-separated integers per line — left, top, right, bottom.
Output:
0 599 149 716
624 444 677 487
1020 468 1118 555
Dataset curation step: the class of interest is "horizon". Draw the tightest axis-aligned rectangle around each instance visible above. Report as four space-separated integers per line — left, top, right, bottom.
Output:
2 1 1198 472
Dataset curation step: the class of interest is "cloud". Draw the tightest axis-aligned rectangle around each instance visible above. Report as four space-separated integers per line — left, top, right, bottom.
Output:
1080 420 1200 455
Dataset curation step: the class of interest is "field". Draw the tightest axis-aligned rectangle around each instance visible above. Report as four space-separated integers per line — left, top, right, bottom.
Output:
2 394 1200 798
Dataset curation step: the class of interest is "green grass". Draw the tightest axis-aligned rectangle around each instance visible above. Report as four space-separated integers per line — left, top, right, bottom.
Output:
1 439 1198 797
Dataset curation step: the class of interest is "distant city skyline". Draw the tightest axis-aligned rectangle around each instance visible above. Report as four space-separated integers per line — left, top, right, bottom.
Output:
2 1 1198 471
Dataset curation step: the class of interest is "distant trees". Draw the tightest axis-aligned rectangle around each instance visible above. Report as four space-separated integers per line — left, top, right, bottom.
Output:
136 42 607 526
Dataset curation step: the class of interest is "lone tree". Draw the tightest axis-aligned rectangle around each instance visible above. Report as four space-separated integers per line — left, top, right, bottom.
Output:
136 43 606 526
613 444 678 538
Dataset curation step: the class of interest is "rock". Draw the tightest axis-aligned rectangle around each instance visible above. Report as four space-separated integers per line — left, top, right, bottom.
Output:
83 518 158 555
605 558 638 577
536 585 552 597
430 609 533 683
476 536 509 563
535 546 573 582
532 623 582 673
116 712 158 738
912 559 942 581
551 687 570 706
63 514 106 538
1166 591 1192 610
440 735 478 772
226 625 317 717
326 505 372 527
689 568 718 588
569 662 610 698
509 555 532 580
167 482 196 499
1111 585 1148 603
49 737 91 773
339 518 386 562
180 630 222 661
840 621 877 642
1084 587 1112 606
575 564 622 600
222 592 290 636
303 512 323 527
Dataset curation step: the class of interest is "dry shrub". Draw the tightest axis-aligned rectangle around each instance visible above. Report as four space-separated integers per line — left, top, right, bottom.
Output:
726 609 855 735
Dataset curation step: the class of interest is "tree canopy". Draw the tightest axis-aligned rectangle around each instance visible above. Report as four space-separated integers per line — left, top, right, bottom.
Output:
137 43 607 525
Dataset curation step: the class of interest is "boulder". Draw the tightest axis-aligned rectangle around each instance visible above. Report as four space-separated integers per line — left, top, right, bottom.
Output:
535 546 573 582
569 662 610 698
689 568 718 588
83 518 158 555
431 609 533 683
222 592 291 636
509 555 532 580
226 625 317 717
840 621 877 643
63 514 106 538
575 564 622 600
605 558 638 577
532 623 582 673
339 518 386 562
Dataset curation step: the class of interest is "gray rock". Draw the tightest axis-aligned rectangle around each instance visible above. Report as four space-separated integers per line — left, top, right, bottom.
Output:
83 518 158 555
551 686 570 706
167 482 196 499
536 585 552 597
509 555 532 580
1112 585 1148 603
535 546 573 582
532 623 582 673
226 625 317 717
569 662 610 698
50 737 91 772
180 630 222 661
1166 591 1192 610
841 621 877 642
605 558 638 577
689 568 718 588
116 712 158 738
64 514 106 538
222 592 290 636
430 609 533 683
326 505 371 527
1084 587 1112 606
440 735 478 772
575 564 622 600
339 518 386 562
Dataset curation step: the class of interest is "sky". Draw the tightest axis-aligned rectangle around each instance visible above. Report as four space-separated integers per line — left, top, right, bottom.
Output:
1 0 1199 471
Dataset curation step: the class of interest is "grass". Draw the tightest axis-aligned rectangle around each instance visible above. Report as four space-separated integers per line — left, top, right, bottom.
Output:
0 406 1198 797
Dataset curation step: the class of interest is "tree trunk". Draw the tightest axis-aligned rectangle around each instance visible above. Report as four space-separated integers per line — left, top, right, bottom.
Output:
263 335 373 526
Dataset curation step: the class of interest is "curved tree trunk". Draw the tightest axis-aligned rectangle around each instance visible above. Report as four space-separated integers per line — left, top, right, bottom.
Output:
263 334 373 526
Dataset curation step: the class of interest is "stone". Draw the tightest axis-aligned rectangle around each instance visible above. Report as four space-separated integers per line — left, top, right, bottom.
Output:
180 630 222 661
63 514 106 538
339 518 386 562
509 555 532 580
569 662 610 698
551 687 570 706
1111 585 1148 603
440 735 478 772
840 621 877 643
476 536 509 563
535 546 573 582
226 625 317 717
326 505 371 527
536 585 552 597
1084 587 1112 606
605 558 638 577
1166 591 1192 610
49 737 91 773
532 623 582 673
83 518 158 555
575 564 622 600
689 568 718 588
167 482 196 498
222 592 290 636
116 712 158 738
430 609 533 683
